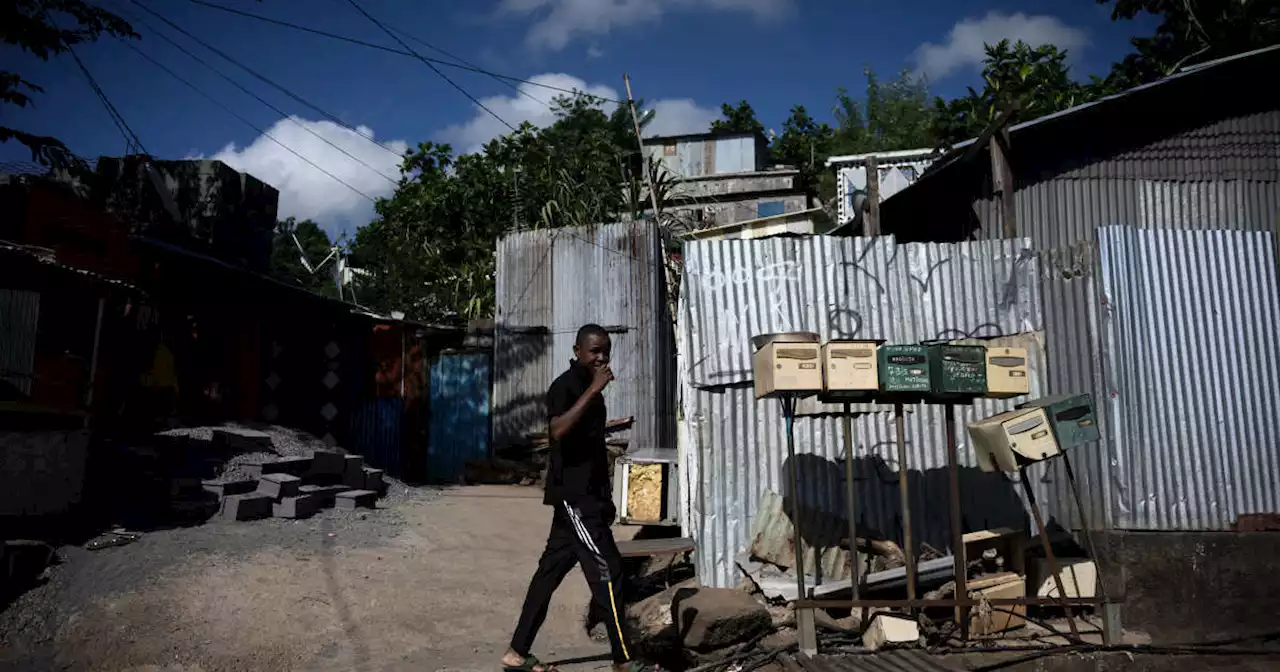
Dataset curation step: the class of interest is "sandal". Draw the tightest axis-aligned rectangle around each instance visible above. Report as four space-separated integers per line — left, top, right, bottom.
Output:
504 654 556 672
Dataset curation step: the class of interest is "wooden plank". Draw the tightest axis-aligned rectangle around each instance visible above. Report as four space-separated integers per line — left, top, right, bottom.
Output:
615 537 695 558
864 155 880 237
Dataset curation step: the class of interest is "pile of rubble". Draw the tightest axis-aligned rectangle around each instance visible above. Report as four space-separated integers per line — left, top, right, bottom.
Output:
199 427 385 521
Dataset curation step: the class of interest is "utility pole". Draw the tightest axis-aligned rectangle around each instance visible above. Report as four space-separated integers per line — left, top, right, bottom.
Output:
623 74 662 218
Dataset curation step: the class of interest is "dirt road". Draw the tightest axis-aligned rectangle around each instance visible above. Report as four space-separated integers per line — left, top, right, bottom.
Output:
1 486 615 672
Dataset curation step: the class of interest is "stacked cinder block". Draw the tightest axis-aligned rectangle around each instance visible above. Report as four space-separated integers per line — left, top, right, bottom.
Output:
205 450 386 522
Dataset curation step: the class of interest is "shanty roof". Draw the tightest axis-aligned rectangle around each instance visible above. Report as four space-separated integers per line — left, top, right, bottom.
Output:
891 43 1280 199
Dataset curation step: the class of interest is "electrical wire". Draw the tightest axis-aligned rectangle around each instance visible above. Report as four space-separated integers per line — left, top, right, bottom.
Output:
59 22 148 155
183 0 620 104
115 38 378 203
114 2 400 186
385 23 549 109
341 0 517 134
126 0 405 162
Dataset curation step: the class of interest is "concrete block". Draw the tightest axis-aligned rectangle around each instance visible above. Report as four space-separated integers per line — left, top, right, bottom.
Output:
862 613 919 651
219 493 274 521
299 484 348 508
310 450 346 475
258 473 302 499
213 427 273 452
273 494 320 519
260 456 313 477
968 573 1027 635
1032 559 1097 599
335 489 377 511
675 588 772 651
342 455 365 488
362 467 384 493
202 479 258 497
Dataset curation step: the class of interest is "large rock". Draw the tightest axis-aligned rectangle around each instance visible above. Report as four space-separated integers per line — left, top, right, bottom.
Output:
627 579 696 642
674 587 772 652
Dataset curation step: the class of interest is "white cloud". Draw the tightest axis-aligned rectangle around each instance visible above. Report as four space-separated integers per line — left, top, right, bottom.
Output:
208 116 408 236
586 43 604 58
914 12 1089 81
435 73 719 155
498 0 791 51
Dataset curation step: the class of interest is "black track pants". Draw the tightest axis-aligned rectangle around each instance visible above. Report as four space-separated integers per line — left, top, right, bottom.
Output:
510 497 633 664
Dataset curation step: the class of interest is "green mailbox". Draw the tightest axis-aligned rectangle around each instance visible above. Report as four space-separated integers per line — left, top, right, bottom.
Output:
1018 393 1099 448
927 344 987 399
878 345 931 395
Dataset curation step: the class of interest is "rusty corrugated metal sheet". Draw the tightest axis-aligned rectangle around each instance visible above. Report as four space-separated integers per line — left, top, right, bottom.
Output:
493 221 674 455
679 235 1053 588
1097 226 1280 530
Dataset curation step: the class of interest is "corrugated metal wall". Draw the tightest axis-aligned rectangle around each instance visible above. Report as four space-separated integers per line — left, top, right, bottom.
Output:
714 136 757 175
975 109 1280 248
493 222 674 454
1097 226 1280 529
679 235 1057 588
428 352 492 483
0 289 40 396
682 227 1280 587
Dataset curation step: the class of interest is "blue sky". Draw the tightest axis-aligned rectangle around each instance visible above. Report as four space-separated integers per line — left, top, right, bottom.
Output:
4 0 1158 234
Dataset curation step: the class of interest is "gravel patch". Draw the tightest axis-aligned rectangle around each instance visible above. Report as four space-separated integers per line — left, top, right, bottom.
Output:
0 483 439 663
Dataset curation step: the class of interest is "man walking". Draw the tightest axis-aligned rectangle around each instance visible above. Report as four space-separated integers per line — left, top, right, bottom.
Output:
502 324 654 672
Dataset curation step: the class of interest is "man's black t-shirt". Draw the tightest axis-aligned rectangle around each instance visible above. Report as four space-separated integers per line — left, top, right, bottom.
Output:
544 360 610 506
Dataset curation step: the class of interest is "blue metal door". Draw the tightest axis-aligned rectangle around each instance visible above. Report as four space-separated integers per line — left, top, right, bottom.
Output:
428 352 492 483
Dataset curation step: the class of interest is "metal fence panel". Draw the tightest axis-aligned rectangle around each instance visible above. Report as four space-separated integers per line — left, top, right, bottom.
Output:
679 235 1054 588
1098 226 1280 529
429 352 492 483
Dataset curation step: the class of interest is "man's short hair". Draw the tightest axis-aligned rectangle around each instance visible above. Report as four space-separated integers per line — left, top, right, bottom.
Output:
576 323 609 346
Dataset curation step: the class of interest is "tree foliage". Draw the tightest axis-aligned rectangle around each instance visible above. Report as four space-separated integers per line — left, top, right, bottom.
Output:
709 100 766 136
347 94 666 322
1 0 139 167
270 217 339 297
1099 0 1280 89
929 40 1101 147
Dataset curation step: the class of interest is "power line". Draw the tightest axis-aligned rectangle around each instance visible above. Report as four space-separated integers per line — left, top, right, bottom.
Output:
57 13 147 154
116 1 400 186
115 38 378 203
182 0 621 104
386 24 549 109
341 0 517 134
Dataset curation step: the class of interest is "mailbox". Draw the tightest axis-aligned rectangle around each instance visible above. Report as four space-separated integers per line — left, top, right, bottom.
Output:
928 344 987 399
752 332 823 399
822 339 882 396
985 346 1030 398
969 407 1062 473
1018 393 1099 448
877 344 931 396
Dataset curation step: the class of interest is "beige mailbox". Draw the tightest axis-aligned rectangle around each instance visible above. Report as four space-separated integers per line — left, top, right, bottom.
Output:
752 332 823 399
968 407 1062 473
985 346 1030 398
822 340 881 394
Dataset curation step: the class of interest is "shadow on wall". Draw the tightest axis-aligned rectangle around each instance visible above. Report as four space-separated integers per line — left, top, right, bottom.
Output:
491 330 552 449
779 453 1028 559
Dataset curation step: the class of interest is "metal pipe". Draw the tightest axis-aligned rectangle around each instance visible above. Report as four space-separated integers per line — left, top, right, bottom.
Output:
944 404 967 636
794 596 1110 610
842 402 860 602
782 394 818 656
84 297 106 418
1061 452 1110 604
1019 466 1082 641
894 402 915 603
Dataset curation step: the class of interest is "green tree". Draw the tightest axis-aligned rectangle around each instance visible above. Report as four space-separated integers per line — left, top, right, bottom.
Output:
709 100 765 136
348 94 654 322
769 105 834 193
270 217 339 297
1100 0 1280 89
2 0 139 167
831 68 934 156
929 40 1099 147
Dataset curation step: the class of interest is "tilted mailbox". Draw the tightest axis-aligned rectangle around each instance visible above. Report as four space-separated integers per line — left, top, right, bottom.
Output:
1018 393 1099 448
968 406 1063 473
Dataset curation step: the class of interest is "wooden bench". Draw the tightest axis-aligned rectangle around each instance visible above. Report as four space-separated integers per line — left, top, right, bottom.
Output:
616 537 696 587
